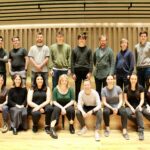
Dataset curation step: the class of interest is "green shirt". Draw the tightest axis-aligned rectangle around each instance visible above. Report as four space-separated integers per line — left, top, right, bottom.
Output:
49 43 71 70
53 87 74 106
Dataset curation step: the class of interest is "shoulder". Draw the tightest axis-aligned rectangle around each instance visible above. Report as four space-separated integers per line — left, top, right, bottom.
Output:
115 85 122 92
138 85 144 91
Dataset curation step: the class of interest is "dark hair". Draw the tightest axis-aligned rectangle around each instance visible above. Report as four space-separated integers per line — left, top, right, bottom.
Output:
0 75 5 90
33 73 47 91
139 31 148 37
36 32 43 36
11 36 20 42
12 74 23 87
127 73 140 100
56 30 64 36
0 36 3 41
78 32 87 40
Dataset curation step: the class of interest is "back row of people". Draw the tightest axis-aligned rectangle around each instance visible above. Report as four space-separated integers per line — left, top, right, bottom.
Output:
0 73 150 142
0 30 150 101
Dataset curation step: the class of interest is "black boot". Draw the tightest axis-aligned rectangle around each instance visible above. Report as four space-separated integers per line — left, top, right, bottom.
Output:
49 127 58 139
12 128 18 135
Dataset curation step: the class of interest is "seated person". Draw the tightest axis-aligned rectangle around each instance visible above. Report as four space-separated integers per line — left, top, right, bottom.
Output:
124 73 144 140
102 75 129 140
27 73 53 133
7 74 28 135
76 79 102 141
50 74 75 139
0 75 9 133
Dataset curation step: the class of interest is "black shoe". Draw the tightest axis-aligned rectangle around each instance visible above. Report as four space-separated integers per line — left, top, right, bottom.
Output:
32 125 38 133
139 131 144 140
49 127 58 139
12 128 18 135
45 126 51 134
69 124 75 134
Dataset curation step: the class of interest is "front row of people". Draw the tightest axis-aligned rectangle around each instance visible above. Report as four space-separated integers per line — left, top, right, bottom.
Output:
0 73 150 141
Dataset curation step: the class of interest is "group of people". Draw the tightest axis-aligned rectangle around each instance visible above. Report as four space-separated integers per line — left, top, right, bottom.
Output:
0 30 150 142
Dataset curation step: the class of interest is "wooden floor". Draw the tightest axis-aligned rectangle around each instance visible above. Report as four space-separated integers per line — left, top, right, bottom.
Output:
0 129 150 150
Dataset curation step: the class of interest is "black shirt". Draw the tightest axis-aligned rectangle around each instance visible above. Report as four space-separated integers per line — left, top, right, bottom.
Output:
0 48 8 73
7 87 27 107
124 85 144 108
9 48 27 71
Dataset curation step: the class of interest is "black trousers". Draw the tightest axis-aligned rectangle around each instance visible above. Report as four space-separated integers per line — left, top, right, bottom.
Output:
76 106 102 130
116 75 129 90
103 106 128 129
74 68 89 101
51 105 75 124
126 107 144 132
30 104 53 126
95 77 107 99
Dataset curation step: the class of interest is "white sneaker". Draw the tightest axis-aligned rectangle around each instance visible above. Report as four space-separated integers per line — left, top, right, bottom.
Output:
95 132 100 141
78 126 87 135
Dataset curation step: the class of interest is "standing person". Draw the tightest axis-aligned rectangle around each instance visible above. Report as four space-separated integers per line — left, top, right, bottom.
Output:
124 73 144 140
115 38 134 89
27 73 53 133
71 33 93 101
28 32 50 86
0 36 8 86
76 79 102 141
49 30 71 90
49 74 75 139
142 76 150 120
0 75 9 133
93 35 114 98
7 74 28 135
135 31 150 88
8 36 28 87
102 75 129 140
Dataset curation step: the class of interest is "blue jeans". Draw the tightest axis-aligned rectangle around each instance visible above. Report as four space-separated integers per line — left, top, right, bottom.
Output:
52 69 68 90
137 67 150 88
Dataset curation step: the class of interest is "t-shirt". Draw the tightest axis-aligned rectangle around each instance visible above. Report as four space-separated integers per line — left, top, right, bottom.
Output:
101 85 122 107
53 87 74 106
9 48 27 71
28 45 50 72
0 48 8 73
124 85 144 108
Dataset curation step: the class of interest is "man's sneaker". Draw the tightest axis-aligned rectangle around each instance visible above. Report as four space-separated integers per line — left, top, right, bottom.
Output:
45 126 51 134
139 131 144 140
104 129 110 137
95 131 100 141
1 123 8 133
49 127 58 139
78 126 87 135
123 133 129 140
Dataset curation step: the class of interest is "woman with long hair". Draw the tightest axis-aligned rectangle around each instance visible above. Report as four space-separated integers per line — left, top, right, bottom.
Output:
50 74 75 139
124 73 144 140
27 73 53 133
7 74 28 135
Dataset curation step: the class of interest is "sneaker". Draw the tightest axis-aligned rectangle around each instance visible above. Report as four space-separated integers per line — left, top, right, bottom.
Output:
139 131 144 140
78 126 87 135
45 126 51 134
104 129 110 137
1 123 8 133
123 133 129 140
69 124 75 134
95 132 100 141
49 127 58 139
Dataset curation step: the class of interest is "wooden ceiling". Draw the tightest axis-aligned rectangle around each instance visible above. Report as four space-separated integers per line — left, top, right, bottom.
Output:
0 0 150 24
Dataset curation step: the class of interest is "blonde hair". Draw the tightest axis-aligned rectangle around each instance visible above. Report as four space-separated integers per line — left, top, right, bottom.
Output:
58 74 69 88
120 38 128 45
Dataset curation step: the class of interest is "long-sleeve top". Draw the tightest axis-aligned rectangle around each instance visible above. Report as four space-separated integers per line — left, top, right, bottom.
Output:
7 87 27 107
135 42 150 68
71 45 93 74
0 48 8 73
53 87 74 106
114 49 134 76
49 43 71 70
78 89 101 112
93 46 114 79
